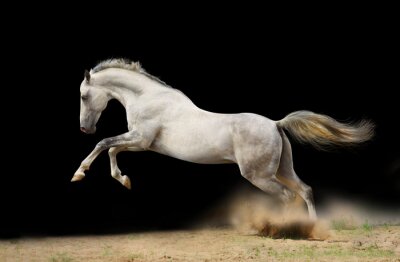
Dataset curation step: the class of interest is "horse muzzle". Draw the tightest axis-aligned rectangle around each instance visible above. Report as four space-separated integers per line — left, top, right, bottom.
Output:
80 126 96 134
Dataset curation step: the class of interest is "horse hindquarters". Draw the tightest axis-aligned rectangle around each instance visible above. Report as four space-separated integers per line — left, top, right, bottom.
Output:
232 117 296 204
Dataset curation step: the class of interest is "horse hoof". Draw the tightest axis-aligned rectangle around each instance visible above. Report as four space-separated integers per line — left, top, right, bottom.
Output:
122 176 131 190
71 172 85 182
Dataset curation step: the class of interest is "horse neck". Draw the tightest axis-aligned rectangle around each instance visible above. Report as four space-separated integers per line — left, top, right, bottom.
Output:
96 69 164 107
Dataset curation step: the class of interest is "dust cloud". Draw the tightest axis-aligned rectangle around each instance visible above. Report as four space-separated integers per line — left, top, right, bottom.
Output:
319 196 400 227
197 186 399 240
197 186 330 240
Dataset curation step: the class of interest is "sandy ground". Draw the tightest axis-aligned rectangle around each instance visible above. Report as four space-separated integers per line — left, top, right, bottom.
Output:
2 190 399 261
1 225 399 261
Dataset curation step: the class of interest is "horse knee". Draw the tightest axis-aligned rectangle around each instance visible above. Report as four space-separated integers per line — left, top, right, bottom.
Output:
108 147 118 157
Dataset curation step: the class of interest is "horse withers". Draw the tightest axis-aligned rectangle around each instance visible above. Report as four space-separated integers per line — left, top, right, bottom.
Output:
72 59 374 220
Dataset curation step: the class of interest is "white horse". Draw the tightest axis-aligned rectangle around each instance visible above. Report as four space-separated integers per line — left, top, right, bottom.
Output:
72 59 374 220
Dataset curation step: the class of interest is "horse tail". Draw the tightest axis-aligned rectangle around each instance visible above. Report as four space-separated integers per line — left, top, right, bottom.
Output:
276 110 374 150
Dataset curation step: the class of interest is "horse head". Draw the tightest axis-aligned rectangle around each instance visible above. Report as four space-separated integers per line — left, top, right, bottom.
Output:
79 70 109 134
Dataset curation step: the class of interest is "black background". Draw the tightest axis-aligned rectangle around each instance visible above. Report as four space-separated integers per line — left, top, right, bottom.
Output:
2 11 399 237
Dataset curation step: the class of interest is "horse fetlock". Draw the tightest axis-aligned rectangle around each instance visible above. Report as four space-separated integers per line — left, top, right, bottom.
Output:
111 169 121 179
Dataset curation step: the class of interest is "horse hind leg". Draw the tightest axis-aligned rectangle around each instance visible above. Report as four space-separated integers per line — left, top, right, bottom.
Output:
243 171 296 205
276 131 317 220
277 168 317 220
237 150 296 209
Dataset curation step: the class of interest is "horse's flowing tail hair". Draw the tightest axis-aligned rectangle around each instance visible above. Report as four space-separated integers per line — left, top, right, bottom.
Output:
276 111 375 150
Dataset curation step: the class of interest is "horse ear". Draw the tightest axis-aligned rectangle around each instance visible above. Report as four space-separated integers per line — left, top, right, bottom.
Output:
84 70 91 82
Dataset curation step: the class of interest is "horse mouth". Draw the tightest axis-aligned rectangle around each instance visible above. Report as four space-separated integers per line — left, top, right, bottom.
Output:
80 127 96 134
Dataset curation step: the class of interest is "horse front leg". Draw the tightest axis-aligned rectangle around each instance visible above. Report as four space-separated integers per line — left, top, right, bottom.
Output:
108 146 143 189
72 131 145 183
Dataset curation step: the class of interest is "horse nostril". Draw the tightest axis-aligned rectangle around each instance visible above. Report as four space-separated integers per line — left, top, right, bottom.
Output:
80 127 87 133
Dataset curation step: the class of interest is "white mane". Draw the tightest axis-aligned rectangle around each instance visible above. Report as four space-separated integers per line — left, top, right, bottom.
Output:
91 58 168 86
91 58 144 74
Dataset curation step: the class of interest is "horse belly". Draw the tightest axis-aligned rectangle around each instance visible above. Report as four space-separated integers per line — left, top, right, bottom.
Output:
150 128 235 164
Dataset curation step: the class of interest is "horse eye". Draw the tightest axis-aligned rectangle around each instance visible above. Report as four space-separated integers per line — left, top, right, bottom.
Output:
81 95 88 101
